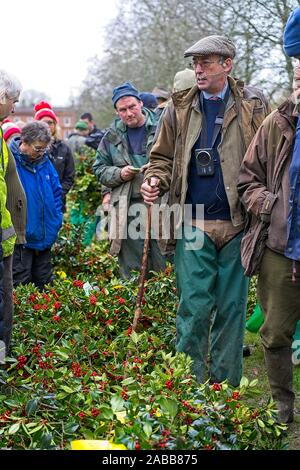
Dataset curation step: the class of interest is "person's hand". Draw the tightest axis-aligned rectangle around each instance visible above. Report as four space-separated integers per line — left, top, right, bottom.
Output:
140 177 160 204
120 165 139 181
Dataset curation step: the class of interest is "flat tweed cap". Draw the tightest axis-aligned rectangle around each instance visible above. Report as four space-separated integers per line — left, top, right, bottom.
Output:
184 35 236 59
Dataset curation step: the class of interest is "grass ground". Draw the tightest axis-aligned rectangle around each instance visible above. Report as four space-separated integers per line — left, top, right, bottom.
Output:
243 331 300 450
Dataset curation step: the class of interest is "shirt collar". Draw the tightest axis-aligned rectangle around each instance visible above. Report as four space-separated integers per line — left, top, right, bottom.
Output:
202 81 228 100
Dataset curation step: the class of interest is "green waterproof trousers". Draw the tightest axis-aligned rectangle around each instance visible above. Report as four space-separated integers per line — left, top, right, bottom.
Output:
175 228 249 387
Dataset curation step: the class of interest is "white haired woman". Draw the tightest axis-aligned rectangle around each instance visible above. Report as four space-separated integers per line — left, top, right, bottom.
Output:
10 121 62 290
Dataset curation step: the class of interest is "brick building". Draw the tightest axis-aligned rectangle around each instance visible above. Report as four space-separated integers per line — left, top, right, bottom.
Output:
10 106 77 139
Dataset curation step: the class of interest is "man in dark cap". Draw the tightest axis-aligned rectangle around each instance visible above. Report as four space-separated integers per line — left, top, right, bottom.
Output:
93 81 166 278
141 35 270 387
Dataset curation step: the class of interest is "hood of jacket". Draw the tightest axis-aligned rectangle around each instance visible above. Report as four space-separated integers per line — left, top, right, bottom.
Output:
10 137 49 172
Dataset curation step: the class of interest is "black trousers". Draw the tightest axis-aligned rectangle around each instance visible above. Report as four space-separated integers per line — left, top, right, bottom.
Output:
13 245 53 290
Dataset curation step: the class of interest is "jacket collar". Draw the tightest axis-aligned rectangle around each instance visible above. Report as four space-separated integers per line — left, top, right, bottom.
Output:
277 95 299 120
274 95 299 142
171 76 245 110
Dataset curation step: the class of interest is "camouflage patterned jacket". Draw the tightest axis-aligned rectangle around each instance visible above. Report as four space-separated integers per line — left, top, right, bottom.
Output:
93 108 157 255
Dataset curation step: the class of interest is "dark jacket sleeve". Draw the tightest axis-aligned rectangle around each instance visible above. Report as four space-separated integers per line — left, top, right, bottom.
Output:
61 145 75 197
50 164 63 219
85 129 105 150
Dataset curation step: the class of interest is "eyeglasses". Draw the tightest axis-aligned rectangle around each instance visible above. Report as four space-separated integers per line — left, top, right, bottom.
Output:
31 144 49 153
192 57 223 70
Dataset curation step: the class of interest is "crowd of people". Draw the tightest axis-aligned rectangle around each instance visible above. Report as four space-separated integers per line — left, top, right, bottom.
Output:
1 6 300 427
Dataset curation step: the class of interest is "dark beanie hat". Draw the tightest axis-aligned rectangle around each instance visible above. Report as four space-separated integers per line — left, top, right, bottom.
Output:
139 92 158 110
112 81 140 108
283 6 300 57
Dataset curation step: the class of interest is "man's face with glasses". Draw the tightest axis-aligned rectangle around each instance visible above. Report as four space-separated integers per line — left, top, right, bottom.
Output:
192 54 231 94
20 140 49 160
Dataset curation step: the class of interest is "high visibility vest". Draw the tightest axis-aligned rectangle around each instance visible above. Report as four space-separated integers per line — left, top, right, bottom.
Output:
0 128 16 257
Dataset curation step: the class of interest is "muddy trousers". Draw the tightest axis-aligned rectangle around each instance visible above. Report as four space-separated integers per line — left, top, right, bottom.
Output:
175 229 248 387
258 248 300 422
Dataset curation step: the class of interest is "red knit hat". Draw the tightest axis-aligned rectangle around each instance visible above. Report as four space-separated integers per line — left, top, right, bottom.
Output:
1 121 21 141
34 101 58 123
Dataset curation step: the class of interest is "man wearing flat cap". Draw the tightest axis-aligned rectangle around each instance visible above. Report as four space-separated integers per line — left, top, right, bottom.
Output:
141 35 270 386
93 81 166 278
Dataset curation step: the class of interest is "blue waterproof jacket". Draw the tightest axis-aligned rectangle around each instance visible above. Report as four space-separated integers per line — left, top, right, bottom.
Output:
10 139 63 251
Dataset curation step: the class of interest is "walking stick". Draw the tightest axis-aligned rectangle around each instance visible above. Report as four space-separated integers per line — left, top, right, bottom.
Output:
132 205 152 332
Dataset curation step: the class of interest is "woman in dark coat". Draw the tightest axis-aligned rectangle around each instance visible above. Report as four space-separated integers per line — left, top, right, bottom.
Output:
34 101 75 211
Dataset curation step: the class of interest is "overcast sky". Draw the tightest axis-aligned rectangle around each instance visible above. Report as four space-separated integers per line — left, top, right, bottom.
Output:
2 0 117 106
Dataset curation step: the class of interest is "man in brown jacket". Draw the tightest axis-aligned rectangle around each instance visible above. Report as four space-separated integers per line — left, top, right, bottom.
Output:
141 35 270 387
237 10 300 422
238 91 300 424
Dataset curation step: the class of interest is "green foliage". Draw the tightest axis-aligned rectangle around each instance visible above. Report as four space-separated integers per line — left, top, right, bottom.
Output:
67 147 101 218
0 267 285 450
246 277 258 319
52 145 116 280
52 226 118 282
0 155 287 449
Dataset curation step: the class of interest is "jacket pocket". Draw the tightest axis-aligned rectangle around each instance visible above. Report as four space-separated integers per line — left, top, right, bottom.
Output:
26 210 44 243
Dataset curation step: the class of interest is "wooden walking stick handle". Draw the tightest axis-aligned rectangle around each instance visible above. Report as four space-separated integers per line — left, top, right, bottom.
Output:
132 205 152 332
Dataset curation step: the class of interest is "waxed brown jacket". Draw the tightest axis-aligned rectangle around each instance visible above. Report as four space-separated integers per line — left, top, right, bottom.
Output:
237 96 299 276
145 76 270 254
